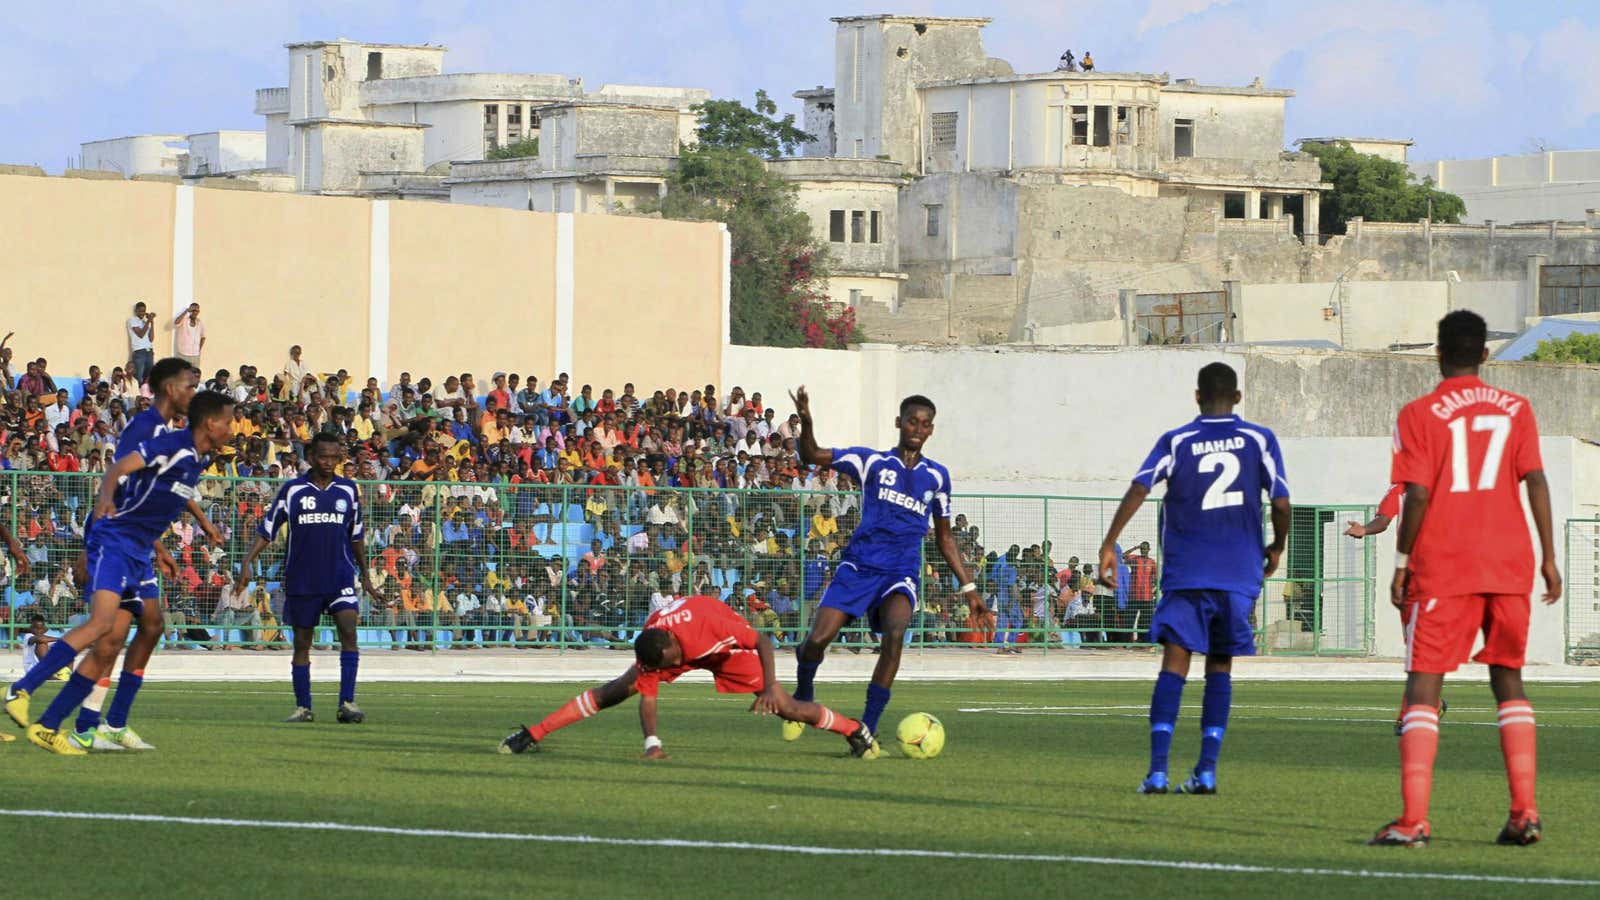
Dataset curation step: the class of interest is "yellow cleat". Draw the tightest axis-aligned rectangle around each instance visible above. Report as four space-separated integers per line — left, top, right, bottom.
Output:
27 724 88 756
52 668 70 682
0 730 14 743
782 720 806 742
4 688 29 728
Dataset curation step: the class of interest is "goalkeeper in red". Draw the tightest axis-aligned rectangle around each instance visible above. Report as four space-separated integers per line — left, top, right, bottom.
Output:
1368 310 1562 848
498 595 874 758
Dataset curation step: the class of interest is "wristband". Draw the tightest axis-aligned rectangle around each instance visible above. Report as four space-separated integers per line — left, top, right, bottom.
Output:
1394 552 1409 569
643 735 663 752
959 582 976 594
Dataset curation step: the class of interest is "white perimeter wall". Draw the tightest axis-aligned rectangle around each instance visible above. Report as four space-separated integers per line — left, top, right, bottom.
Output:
1237 281 1521 349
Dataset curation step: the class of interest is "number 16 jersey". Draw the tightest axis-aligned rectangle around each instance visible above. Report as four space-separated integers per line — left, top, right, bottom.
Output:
1392 375 1541 599
1133 414 1290 597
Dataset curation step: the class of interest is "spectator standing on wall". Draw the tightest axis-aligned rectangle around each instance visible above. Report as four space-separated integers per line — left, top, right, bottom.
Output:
173 303 206 367
127 302 156 384
0 332 17 388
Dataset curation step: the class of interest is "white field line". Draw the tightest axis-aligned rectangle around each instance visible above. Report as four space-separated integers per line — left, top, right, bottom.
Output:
0 809 1595 888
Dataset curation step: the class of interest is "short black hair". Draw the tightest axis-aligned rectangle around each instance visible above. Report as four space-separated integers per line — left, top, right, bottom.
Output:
148 357 193 393
187 390 234 425
899 395 936 418
634 628 673 668
1196 362 1238 402
308 432 343 454
30 613 45 625
1437 310 1487 369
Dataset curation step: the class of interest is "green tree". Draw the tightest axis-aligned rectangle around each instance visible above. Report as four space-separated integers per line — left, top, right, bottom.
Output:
1527 331 1600 364
645 93 857 348
1300 141 1466 235
486 136 538 160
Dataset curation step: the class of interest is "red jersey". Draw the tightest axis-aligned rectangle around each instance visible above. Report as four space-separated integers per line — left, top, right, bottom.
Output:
1391 375 1541 598
634 595 762 698
1376 483 1404 520
1126 555 1158 602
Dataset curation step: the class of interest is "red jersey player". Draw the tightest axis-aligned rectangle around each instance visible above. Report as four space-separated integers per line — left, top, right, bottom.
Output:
1368 311 1562 849
498 595 878 758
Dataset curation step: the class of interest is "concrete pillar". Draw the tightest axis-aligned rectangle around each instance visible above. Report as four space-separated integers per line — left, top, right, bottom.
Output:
1118 289 1138 346
604 178 615 214
1266 194 1284 221
1245 189 1262 220
1223 280 1241 343
1524 254 1546 322
1303 192 1321 245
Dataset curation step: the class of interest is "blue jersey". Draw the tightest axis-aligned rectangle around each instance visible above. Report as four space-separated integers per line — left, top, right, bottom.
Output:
116 408 172 457
1132 414 1289 597
830 447 951 573
259 475 364 597
90 428 208 551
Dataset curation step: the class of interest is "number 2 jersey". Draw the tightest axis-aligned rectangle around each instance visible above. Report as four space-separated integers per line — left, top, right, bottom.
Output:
1392 375 1541 599
1133 414 1290 597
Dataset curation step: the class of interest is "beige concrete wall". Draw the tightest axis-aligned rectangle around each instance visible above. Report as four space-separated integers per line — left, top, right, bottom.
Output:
0 175 174 372
388 201 557 384
193 188 372 378
572 214 723 392
1238 281 1452 349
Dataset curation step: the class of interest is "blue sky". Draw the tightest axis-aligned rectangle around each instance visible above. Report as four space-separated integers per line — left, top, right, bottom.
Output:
2 0 1597 170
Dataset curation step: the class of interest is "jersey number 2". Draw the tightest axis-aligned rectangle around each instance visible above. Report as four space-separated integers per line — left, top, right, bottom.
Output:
1446 415 1510 492
1199 452 1244 510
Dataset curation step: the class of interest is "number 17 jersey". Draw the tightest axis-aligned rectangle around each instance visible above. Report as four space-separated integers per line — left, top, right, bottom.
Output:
1133 414 1290 597
1392 375 1541 599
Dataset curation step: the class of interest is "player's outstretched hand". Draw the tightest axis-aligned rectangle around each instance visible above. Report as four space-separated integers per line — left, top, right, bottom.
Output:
641 745 670 760
1343 519 1366 538
750 687 784 716
1541 559 1563 605
788 385 811 419
1389 568 1408 611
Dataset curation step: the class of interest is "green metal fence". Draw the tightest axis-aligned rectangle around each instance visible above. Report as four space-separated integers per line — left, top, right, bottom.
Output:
1566 517 1600 664
0 471 1373 656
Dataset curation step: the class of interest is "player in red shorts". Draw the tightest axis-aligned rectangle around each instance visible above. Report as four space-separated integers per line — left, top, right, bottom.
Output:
498 594 877 758
1368 311 1562 848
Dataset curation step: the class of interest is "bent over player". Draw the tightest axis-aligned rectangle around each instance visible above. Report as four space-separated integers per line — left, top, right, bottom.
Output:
1099 362 1290 795
238 432 378 723
785 388 986 754
1368 311 1561 848
499 594 874 758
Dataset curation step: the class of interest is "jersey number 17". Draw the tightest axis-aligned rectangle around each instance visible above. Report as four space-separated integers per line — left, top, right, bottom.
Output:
1446 415 1510 492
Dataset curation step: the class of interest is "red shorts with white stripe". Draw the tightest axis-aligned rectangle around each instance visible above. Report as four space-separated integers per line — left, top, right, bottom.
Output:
1403 593 1530 674
634 649 766 697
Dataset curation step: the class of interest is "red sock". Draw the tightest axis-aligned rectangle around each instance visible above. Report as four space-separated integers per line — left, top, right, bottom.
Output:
1398 704 1439 827
528 690 597 742
812 706 860 737
1497 701 1538 820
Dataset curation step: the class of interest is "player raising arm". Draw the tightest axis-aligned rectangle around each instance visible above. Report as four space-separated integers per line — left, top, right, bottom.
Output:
1098 362 1290 796
1368 311 1561 849
1345 484 1403 538
498 594 875 758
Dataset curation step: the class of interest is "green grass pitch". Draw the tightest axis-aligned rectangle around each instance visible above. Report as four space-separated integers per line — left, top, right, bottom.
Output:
3 677 1596 899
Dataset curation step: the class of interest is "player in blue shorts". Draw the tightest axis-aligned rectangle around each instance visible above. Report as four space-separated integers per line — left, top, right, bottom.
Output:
1098 362 1291 794
785 386 986 757
238 432 379 723
13 390 235 755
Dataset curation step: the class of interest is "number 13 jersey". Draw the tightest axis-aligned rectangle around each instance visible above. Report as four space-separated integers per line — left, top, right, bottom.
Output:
1392 375 1541 599
1133 414 1290 597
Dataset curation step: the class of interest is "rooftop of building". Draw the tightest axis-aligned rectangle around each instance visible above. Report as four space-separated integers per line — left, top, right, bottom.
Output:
830 15 991 26
920 70 1169 89
284 39 445 51
1296 136 1414 147
81 134 187 145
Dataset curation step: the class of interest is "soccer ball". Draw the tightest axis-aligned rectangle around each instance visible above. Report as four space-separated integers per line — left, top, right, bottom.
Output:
895 712 945 759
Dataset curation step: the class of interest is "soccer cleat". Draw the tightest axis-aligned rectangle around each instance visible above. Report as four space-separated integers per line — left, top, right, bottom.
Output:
336 701 365 724
499 726 539 755
284 707 315 723
1367 819 1431 847
0 731 12 743
98 725 155 751
1176 769 1217 795
1495 816 1542 846
1138 772 1169 794
846 724 880 759
781 719 806 742
26 724 87 756
52 668 70 682
5 686 31 728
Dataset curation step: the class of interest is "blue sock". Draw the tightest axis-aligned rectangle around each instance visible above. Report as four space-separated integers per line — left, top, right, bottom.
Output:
1197 671 1232 775
39 673 96 731
12 640 78 695
794 659 820 703
1148 670 1186 777
339 651 359 704
106 671 144 728
861 683 891 734
292 663 312 710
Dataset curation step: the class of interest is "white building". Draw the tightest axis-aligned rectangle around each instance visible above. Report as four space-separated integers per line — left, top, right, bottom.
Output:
1295 136 1413 163
1409 150 1600 225
768 157 905 309
78 134 187 177
183 131 268 177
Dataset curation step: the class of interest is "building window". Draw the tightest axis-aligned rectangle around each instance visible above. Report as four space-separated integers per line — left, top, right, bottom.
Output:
1093 106 1111 147
507 104 523 141
366 52 383 81
925 204 942 237
851 210 865 243
1174 118 1195 158
484 104 500 156
854 138 864 158
930 111 958 151
484 104 499 126
829 210 846 243
1070 106 1089 146
849 288 862 307
870 211 882 243
1116 107 1131 144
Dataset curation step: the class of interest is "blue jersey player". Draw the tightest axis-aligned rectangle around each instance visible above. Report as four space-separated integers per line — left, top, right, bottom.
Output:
1098 362 1290 795
238 432 378 724
786 386 987 757
15 390 235 755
